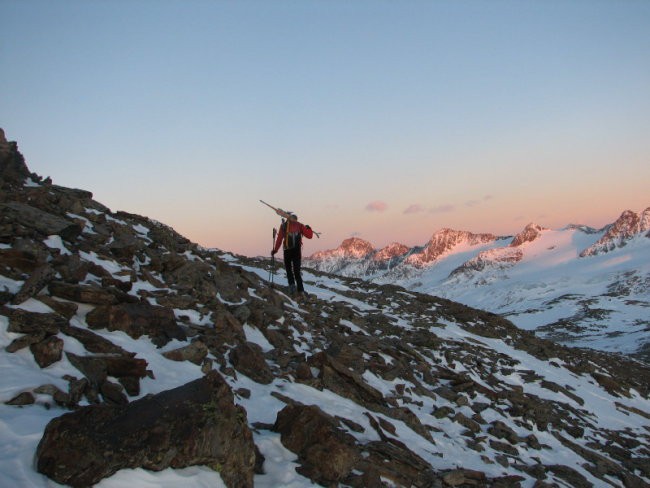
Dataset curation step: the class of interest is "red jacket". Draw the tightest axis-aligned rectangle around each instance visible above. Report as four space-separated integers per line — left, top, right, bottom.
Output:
273 220 313 252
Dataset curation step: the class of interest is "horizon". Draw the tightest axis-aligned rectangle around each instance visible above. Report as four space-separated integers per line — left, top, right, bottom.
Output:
2 1 649 257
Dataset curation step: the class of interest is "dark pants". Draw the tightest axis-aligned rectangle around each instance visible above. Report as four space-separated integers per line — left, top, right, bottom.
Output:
283 247 303 292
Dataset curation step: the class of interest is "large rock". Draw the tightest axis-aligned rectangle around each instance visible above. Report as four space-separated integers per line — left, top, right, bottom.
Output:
49 281 119 305
229 341 274 384
273 403 360 485
0 202 82 241
6 308 67 335
86 302 186 346
60 324 133 355
11 264 56 304
162 339 208 365
36 371 256 488
30 336 64 368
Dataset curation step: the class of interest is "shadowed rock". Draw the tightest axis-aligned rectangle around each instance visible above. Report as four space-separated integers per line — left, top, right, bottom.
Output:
0 202 82 241
86 302 186 346
36 371 256 488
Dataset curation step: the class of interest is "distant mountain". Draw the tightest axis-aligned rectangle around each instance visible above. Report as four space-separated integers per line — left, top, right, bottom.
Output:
306 209 650 361
308 237 414 276
306 229 504 278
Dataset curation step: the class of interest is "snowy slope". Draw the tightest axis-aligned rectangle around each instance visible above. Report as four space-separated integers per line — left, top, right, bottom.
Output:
403 226 650 358
307 211 650 361
6 252 650 487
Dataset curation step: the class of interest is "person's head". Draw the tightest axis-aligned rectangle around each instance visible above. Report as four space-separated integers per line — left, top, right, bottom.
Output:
288 212 298 221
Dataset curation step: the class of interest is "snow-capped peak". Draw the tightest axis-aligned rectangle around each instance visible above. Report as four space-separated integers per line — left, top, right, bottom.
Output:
405 228 496 267
580 208 649 257
310 237 374 260
373 242 409 261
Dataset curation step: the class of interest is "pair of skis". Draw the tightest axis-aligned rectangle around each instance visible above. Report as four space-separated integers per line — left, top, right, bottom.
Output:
259 200 321 238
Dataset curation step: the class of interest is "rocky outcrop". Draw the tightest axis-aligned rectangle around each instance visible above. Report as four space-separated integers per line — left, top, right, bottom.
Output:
0 128 33 186
451 246 523 276
36 371 256 488
510 222 545 247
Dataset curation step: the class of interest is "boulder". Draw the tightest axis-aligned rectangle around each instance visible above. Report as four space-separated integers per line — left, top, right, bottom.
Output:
11 264 55 304
36 296 79 319
7 309 66 335
36 371 256 488
30 336 64 368
5 391 35 406
0 248 43 274
273 403 360 485
65 352 147 403
49 281 119 305
229 341 274 384
5 331 46 353
0 202 82 241
162 340 208 365
60 324 133 355
86 302 185 346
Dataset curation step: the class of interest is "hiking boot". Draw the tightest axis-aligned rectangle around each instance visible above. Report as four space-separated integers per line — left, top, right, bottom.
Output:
288 284 297 295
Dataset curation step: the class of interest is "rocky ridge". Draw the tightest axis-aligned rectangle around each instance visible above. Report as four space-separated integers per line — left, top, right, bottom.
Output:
308 237 414 277
405 229 499 268
305 229 503 278
580 208 650 257
1 131 650 487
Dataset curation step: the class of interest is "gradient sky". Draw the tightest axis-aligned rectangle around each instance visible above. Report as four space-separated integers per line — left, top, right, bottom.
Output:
2 0 649 257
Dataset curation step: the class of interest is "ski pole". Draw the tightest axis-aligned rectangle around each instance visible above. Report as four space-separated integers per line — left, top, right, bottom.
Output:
270 227 277 287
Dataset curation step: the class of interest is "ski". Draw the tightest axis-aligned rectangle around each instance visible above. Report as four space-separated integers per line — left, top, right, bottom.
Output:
260 200 321 237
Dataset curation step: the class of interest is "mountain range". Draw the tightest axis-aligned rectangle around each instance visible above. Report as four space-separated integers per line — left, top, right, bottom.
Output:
1 129 649 488
306 210 650 362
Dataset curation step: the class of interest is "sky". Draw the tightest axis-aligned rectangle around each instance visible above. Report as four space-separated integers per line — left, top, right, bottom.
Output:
1 0 649 257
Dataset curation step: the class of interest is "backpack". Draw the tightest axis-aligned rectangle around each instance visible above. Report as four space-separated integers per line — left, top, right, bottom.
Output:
282 220 302 250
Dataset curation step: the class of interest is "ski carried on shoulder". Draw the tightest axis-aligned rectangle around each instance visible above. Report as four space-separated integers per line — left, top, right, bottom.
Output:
259 200 321 238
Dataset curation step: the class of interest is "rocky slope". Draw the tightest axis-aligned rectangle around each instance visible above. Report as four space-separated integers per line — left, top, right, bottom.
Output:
2 130 650 488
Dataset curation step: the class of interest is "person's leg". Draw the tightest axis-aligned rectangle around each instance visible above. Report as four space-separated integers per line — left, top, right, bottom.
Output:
293 249 304 293
283 249 296 293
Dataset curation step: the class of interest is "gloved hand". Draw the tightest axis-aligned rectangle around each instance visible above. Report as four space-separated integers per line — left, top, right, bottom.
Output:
271 249 277 256
305 225 311 230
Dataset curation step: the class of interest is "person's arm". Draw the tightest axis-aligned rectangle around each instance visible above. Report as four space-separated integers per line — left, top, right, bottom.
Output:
301 223 314 239
272 225 285 254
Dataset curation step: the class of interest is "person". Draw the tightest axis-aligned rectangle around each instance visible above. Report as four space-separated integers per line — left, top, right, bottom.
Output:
272 213 313 295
